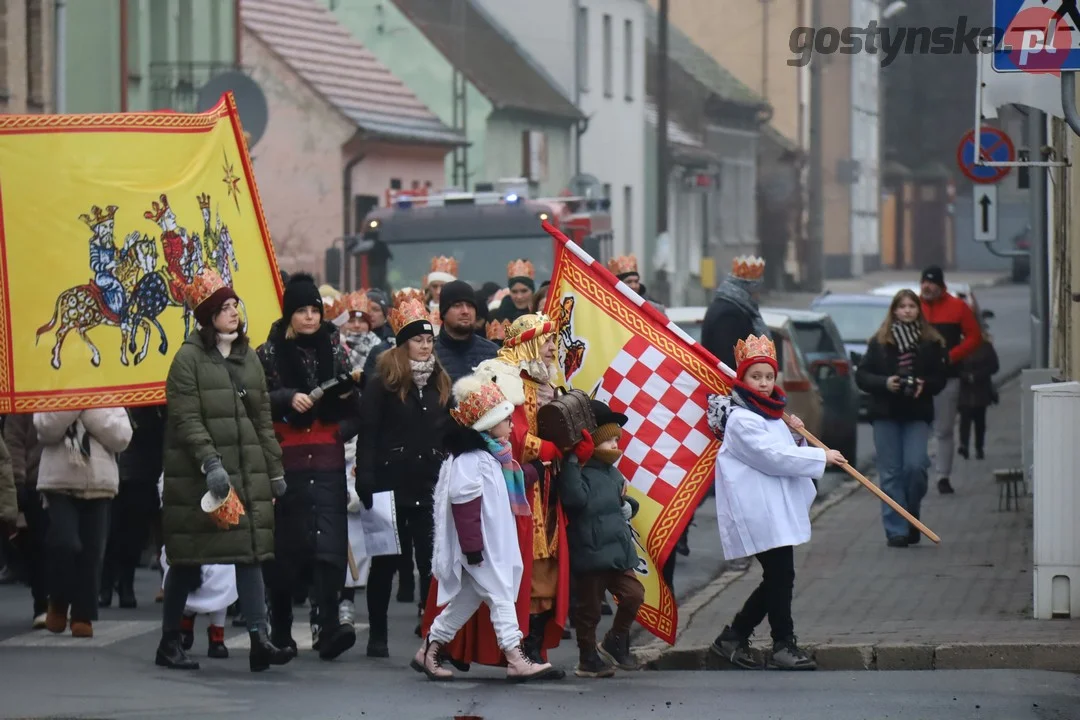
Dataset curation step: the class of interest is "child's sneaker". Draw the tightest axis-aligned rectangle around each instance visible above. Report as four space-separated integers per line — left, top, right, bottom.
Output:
768 637 816 670
574 648 615 678
598 631 638 671
709 625 761 670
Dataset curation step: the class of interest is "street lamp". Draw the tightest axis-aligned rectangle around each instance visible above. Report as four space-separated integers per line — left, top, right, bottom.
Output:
882 1 908 21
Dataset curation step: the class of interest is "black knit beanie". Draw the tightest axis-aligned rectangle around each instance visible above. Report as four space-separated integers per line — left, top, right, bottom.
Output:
439 280 477 318
282 272 323 321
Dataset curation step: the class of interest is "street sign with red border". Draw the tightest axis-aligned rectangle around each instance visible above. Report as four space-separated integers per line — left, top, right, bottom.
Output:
956 127 1015 184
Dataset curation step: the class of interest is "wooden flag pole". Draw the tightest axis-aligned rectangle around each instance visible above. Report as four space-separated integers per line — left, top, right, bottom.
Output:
347 545 360 582
789 422 940 544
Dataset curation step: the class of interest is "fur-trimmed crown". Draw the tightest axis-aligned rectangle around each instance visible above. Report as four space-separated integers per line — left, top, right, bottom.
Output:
608 255 638 277
507 258 535 280
388 289 430 336
344 291 371 317
734 334 776 366
731 255 765 281
450 374 514 431
428 256 458 278
185 268 230 310
503 313 556 348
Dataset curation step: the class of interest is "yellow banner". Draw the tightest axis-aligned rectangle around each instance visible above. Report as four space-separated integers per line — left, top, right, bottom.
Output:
0 94 282 412
542 223 730 644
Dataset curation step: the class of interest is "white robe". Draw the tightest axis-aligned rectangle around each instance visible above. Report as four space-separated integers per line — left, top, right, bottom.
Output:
431 450 523 607
159 546 238 616
343 438 371 588
714 407 826 560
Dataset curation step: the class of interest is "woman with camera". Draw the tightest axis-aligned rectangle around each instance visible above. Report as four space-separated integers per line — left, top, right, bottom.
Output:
855 289 948 548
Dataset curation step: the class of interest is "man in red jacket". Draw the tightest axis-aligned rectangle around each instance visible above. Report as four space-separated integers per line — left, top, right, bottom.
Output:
919 266 983 494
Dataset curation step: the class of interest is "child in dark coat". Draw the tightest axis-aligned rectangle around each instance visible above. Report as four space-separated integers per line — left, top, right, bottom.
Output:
559 400 645 678
958 332 1000 460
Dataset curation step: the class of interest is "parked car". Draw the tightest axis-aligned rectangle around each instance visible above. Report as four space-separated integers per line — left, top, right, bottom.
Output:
666 306 824 440
869 282 995 325
763 307 859 463
808 292 894 420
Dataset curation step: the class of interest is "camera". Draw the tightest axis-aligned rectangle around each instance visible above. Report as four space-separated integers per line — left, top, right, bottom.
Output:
900 375 918 397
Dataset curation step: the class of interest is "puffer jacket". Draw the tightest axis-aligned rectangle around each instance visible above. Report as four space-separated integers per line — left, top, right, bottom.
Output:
434 330 499 383
162 332 283 566
34 408 132 499
558 455 640 574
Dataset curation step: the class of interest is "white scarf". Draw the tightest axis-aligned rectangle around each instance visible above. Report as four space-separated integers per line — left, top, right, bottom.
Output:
411 356 436 390
217 331 239 358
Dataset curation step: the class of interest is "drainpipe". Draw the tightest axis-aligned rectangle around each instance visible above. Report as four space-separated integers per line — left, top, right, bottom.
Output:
342 153 366 291
119 0 128 111
573 0 582 175
234 0 242 65
54 0 66 113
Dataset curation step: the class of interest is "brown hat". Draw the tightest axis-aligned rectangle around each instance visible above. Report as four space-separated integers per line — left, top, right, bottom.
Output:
592 422 622 445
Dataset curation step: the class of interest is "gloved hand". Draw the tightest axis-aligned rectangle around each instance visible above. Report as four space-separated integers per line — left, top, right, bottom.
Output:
574 429 595 465
203 457 231 500
270 477 287 499
621 501 633 521
346 484 362 513
465 550 484 566
355 477 374 511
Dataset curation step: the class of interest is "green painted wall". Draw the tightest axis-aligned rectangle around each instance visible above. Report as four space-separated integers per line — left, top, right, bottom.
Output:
64 0 236 114
644 116 657 278
322 0 492 189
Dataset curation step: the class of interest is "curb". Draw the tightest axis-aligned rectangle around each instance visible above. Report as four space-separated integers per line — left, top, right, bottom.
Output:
647 642 1080 674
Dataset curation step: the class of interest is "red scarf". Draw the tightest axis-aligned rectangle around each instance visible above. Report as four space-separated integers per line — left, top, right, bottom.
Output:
731 377 787 420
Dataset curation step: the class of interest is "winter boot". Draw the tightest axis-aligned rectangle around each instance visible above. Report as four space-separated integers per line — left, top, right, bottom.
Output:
269 611 297 654
117 565 137 609
70 621 93 638
598 631 638 671
574 647 615 678
179 614 196 651
709 625 762 670
45 601 68 634
768 637 817 670
317 622 356 661
410 635 453 681
523 613 548 663
505 643 558 683
366 622 389 658
98 567 114 608
938 477 955 494
248 626 296 672
155 630 200 670
207 625 229 659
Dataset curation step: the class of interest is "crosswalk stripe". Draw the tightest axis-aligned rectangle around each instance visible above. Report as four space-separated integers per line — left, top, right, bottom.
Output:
225 622 369 650
0 620 160 648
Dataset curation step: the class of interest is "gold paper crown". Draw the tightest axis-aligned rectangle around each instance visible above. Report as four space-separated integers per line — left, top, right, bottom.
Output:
428 256 459 278
197 193 211 211
388 289 430 336
324 295 348 321
731 255 765 281
507 258 535 280
79 204 119 229
503 312 556 348
344 291 371 317
143 194 172 223
734 334 777 366
185 267 230 311
608 255 638 277
486 318 511 341
450 380 510 429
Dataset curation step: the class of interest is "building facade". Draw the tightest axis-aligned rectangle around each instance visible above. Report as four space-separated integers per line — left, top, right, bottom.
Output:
0 0 55 114
472 0 647 274
325 0 580 199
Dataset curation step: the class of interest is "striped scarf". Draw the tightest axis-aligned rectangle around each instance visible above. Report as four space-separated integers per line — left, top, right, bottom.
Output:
482 433 532 517
890 320 921 354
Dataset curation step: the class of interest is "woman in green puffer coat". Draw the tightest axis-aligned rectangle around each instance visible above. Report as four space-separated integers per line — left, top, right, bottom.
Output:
156 268 295 674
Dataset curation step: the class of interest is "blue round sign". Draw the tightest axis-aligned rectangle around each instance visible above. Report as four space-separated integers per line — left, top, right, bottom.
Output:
956 128 1015 184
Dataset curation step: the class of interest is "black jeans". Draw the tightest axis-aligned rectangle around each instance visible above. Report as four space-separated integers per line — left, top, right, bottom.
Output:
268 560 342 636
102 480 158 591
43 494 111 623
367 503 433 634
17 486 49 615
958 407 987 451
731 545 796 643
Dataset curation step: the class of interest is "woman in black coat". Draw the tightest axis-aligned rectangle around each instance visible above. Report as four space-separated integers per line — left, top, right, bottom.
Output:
855 289 948 548
257 273 361 661
957 332 1000 460
356 293 451 658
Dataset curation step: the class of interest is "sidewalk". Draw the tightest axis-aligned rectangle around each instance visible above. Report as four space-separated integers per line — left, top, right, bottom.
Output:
641 378 1080 672
763 269 1013 309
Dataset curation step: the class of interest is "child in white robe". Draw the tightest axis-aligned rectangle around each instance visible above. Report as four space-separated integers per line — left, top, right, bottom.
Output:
710 334 846 671
413 374 556 682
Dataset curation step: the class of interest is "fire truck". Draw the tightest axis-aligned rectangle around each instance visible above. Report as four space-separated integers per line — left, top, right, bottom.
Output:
350 179 614 292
